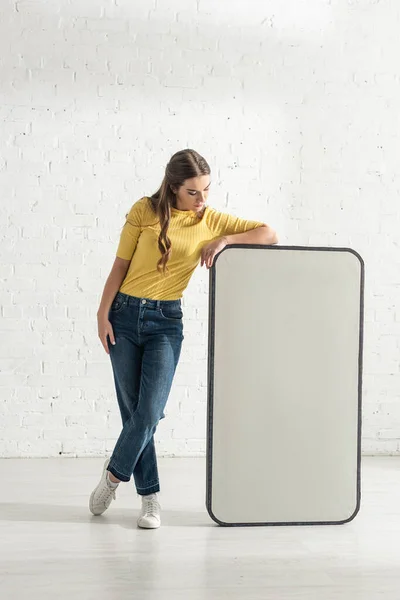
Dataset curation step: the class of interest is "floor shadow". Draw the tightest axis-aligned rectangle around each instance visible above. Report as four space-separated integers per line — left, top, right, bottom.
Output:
0 502 214 528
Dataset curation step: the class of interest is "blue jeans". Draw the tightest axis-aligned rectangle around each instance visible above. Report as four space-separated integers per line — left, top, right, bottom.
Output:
106 291 184 495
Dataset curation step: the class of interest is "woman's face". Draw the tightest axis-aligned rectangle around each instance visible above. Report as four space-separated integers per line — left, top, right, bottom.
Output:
172 175 211 213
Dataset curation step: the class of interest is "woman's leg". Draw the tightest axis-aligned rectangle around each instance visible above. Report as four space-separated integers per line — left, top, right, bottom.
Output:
107 318 183 493
107 332 163 493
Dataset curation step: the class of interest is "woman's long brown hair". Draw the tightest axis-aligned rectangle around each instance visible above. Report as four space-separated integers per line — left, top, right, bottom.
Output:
147 149 211 275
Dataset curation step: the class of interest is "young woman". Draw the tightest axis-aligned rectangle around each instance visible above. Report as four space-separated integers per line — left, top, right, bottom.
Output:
89 149 278 528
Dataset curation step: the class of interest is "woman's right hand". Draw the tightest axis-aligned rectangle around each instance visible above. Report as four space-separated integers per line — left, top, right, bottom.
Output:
97 313 116 355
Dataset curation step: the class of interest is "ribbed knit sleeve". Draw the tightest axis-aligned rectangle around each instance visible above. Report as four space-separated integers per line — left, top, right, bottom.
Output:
116 198 145 260
206 207 266 238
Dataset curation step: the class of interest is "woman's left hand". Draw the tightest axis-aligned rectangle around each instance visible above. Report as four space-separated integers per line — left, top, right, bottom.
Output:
201 237 228 269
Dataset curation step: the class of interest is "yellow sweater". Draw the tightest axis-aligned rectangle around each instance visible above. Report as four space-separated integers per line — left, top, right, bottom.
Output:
116 196 265 300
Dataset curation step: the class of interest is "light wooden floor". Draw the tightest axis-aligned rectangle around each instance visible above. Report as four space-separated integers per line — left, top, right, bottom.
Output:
0 456 399 599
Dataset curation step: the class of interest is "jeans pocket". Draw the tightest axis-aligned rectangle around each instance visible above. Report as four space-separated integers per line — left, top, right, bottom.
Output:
159 307 183 321
110 294 126 313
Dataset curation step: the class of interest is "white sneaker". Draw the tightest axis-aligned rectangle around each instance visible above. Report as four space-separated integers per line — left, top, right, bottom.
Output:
137 493 161 529
89 458 119 516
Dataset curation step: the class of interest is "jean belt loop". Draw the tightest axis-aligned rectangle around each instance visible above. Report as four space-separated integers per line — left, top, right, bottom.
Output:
156 300 160 309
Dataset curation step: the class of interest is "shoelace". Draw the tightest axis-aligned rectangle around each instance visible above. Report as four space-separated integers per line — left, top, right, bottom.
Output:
142 498 160 516
97 483 116 505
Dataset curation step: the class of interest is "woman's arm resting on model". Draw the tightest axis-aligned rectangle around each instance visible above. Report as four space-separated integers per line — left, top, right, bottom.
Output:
224 225 278 246
97 257 130 317
201 225 278 268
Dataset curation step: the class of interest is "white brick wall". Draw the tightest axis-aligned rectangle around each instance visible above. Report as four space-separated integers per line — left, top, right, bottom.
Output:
1 0 399 457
